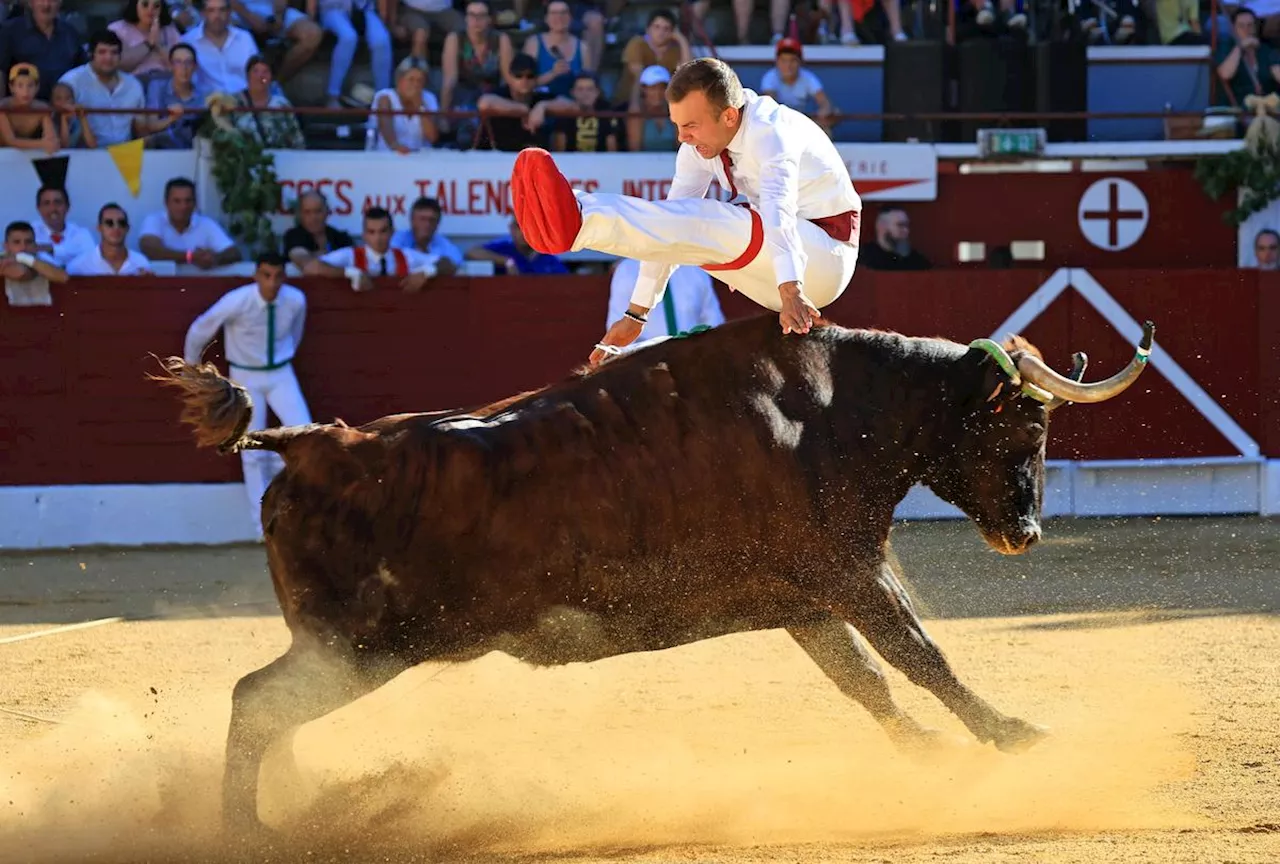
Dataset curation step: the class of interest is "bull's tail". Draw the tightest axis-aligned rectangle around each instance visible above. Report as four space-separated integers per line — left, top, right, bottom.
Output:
148 356 289 455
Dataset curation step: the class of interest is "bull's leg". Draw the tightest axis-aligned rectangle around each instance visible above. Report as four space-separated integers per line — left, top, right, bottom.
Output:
222 641 408 836
821 560 1048 753
786 615 951 749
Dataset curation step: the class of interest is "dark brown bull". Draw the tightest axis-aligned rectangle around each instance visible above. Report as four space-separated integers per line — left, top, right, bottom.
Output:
152 314 1154 834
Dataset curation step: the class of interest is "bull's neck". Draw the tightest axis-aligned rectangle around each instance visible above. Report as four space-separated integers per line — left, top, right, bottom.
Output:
834 335 968 501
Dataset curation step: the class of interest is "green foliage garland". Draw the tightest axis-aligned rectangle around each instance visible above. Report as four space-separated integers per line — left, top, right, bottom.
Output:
1194 135 1280 227
204 121 282 255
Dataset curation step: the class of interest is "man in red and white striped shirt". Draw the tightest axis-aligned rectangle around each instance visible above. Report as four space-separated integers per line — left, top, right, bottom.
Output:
305 206 440 293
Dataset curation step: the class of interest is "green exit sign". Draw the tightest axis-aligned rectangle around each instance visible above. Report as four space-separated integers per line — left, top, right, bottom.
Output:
977 128 1047 158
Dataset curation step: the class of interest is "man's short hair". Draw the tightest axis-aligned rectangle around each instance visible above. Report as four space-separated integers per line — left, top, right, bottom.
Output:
1233 6 1257 23
98 202 127 223
37 186 68 207
410 196 442 216
5 220 34 240
667 57 745 115
1255 228 1279 246
89 29 124 54
165 177 196 200
256 251 286 268
364 206 394 229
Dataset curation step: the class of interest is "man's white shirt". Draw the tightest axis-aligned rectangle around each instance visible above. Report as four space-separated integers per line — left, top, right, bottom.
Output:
632 89 860 309
33 221 96 267
139 211 237 253
180 22 258 94
67 245 154 276
610 259 724 340
184 282 307 369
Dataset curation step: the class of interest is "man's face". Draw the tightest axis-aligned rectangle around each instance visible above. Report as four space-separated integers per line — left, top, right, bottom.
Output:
646 16 673 47
203 0 230 32
510 66 536 98
91 42 121 77
571 78 599 108
170 47 196 83
6 229 35 256
411 207 440 243
775 53 800 81
363 216 392 253
670 90 739 159
1235 12 1257 43
38 190 68 229
298 194 329 234
1257 233 1279 269
29 0 58 23
255 262 285 300
166 185 196 225
99 207 129 247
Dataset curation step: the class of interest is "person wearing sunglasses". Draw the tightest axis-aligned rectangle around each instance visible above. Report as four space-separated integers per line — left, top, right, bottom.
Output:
66 203 155 275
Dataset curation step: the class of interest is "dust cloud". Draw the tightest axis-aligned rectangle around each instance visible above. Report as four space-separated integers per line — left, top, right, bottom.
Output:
0 629 1202 863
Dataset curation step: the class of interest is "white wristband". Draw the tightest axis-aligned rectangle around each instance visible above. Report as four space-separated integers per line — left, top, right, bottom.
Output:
344 266 361 280
15 252 36 267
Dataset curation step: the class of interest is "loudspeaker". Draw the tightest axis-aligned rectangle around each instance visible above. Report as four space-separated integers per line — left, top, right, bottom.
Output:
882 39 950 143
955 35 1034 142
1032 39 1088 142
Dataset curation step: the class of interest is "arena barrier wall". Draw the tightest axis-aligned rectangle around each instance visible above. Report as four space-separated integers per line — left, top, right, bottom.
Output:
1 268 1276 548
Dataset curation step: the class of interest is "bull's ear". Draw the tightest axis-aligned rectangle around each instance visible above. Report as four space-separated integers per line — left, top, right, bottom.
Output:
964 342 1020 414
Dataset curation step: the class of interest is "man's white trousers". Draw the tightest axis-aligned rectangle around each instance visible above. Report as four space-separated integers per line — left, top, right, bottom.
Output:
571 191 859 311
229 364 312 538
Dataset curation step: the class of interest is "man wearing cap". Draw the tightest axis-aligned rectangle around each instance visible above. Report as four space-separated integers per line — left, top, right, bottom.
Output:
510 56 861 365
476 52 576 151
761 38 834 127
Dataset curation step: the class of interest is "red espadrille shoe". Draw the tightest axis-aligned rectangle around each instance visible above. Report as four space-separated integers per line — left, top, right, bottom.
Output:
511 148 582 254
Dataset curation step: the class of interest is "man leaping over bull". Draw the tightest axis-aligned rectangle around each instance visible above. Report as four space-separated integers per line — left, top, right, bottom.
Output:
510 57 861 366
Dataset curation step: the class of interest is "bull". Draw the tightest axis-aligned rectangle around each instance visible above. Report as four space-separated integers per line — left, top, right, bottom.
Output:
152 313 1154 833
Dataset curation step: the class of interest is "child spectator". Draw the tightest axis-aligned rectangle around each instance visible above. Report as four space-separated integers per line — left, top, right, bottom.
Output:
0 64 58 153
51 82 96 149
626 65 677 152
552 72 618 152
760 38 834 128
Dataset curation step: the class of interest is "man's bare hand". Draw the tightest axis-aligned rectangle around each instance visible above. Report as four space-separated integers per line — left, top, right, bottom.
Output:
401 272 429 293
778 281 820 334
589 315 644 366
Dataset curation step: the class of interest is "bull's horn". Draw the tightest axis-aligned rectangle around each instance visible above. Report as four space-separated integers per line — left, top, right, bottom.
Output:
1046 352 1089 411
968 338 1022 386
1016 321 1155 404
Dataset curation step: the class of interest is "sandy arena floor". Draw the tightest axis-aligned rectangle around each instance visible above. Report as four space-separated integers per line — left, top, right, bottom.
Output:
1 516 1277 863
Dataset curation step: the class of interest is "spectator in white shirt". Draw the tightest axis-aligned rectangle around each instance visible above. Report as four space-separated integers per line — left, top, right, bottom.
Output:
67 202 156 275
180 0 260 94
58 29 183 146
182 252 311 538
760 39 834 131
367 59 439 152
390 195 461 275
138 177 244 269
32 186 96 267
608 258 724 340
305 205 439 292
2 220 70 307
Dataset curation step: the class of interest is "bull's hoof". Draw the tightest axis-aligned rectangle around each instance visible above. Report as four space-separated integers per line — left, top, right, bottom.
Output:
884 715 971 754
992 717 1051 754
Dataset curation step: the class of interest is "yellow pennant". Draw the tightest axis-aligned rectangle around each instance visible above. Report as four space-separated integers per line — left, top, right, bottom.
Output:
107 138 145 197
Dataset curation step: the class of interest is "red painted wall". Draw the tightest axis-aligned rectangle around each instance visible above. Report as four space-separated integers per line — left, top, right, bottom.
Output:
0 269 1269 487
882 167 1237 270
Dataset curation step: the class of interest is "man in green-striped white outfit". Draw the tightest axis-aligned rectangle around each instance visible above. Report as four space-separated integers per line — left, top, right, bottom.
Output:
183 252 311 539
606 257 724 344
